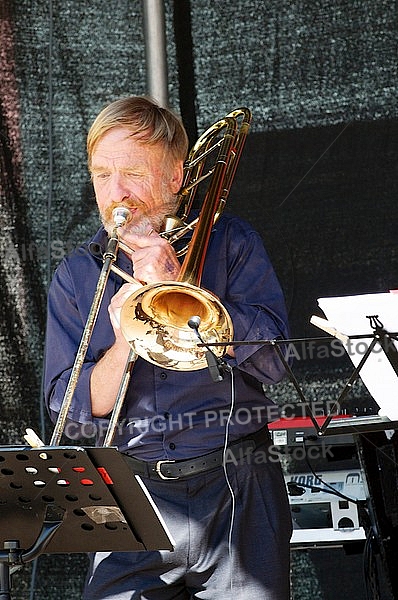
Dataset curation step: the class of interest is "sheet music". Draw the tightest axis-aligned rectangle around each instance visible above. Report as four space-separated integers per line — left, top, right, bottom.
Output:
317 292 398 421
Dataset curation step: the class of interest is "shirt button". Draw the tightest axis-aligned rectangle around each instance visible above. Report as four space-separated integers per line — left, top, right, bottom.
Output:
169 442 176 450
164 412 170 419
160 372 167 380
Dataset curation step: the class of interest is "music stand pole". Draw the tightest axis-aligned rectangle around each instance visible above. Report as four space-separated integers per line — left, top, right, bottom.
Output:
0 504 65 600
0 542 16 600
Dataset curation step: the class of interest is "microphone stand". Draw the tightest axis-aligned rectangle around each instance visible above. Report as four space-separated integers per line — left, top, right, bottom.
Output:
198 334 322 426
188 316 232 382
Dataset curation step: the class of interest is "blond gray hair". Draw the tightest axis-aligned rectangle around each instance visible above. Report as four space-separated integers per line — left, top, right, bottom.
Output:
87 96 189 171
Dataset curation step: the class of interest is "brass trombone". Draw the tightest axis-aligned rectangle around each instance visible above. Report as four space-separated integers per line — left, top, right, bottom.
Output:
119 107 252 371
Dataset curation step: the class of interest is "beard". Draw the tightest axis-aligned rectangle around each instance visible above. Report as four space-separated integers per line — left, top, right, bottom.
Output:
101 195 178 237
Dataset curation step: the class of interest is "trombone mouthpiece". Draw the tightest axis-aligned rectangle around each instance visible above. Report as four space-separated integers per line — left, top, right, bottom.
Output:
112 207 132 227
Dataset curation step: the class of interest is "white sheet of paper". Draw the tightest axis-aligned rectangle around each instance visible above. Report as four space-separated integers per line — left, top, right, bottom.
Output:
317 292 398 420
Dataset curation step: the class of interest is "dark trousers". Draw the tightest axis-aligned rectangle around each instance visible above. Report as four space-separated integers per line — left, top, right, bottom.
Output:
84 443 292 599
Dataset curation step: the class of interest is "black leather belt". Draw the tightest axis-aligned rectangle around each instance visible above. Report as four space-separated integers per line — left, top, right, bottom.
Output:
122 426 271 481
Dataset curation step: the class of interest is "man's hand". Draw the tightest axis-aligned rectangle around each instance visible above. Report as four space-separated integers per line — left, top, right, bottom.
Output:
121 230 181 283
91 282 141 417
108 282 142 342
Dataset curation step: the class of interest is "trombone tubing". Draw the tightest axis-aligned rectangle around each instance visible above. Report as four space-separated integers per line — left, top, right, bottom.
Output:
49 231 120 446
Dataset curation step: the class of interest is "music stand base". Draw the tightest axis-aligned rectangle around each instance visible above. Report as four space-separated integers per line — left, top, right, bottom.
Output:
0 561 11 600
0 541 26 600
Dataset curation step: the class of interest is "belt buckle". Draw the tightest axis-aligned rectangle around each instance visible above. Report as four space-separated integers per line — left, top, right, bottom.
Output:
155 459 178 480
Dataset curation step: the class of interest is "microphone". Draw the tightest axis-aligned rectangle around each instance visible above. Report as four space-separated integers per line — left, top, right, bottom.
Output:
112 207 132 227
187 315 201 331
188 316 230 382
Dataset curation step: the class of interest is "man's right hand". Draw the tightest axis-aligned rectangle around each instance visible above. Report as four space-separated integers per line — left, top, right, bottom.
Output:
108 281 143 342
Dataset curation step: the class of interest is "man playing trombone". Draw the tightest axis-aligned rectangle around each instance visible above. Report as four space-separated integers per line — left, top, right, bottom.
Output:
44 95 292 599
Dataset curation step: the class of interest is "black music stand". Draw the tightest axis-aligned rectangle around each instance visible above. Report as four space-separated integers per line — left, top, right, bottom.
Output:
253 327 398 439
269 320 398 435
0 445 173 599
200 317 398 436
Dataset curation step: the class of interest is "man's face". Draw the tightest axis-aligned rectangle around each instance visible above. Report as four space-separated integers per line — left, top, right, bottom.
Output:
90 126 183 235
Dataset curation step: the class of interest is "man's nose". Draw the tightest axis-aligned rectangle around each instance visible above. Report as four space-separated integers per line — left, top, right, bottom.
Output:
109 175 130 203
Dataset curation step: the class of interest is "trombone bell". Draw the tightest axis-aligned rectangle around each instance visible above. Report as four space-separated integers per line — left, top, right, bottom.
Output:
120 281 233 371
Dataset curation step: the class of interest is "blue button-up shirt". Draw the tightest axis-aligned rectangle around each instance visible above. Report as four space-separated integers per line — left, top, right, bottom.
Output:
44 213 289 460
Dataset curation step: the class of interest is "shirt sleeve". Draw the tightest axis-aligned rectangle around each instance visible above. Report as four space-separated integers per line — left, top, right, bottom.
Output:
44 258 104 428
220 219 290 384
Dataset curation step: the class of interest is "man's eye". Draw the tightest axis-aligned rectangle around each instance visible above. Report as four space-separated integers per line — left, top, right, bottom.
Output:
96 172 110 180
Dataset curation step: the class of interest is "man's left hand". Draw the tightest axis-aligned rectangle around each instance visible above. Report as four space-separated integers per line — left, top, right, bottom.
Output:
121 230 181 284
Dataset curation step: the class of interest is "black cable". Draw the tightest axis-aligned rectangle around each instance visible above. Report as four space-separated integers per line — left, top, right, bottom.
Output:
287 480 361 504
298 439 385 600
363 529 381 600
300 440 362 505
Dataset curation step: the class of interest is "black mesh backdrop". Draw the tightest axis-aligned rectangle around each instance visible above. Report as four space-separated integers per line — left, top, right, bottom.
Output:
190 0 398 131
0 2 45 445
0 0 397 597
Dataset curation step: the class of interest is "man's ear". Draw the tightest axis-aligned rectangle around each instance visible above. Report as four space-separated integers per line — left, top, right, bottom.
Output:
170 161 184 194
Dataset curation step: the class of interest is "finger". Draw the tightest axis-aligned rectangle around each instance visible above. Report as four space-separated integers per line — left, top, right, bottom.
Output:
122 231 163 250
108 303 122 329
111 282 143 306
